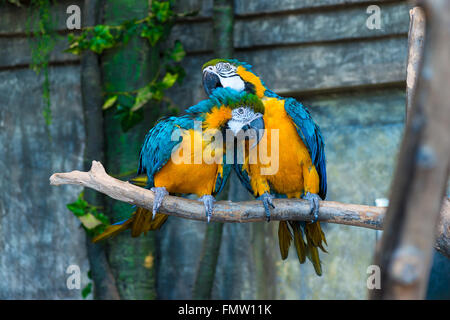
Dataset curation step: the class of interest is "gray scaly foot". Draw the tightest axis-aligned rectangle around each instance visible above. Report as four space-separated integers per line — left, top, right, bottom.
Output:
302 192 321 223
199 195 216 223
258 192 275 222
151 187 169 219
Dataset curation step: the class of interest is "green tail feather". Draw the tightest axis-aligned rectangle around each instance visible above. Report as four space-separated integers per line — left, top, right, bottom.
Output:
278 221 292 260
92 207 169 242
289 221 307 264
148 213 168 231
305 222 328 253
306 236 322 276
131 207 148 237
92 218 134 243
304 222 327 276
129 175 148 187
275 220 327 276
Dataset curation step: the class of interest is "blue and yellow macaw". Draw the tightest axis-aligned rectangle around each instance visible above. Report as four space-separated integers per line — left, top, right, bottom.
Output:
202 59 327 275
93 88 265 242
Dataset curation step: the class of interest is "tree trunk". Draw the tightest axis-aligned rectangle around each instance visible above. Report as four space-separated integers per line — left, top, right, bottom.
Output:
193 0 234 299
101 0 159 300
81 0 120 300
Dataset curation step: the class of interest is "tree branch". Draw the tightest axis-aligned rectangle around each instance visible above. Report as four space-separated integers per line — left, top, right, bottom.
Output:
371 0 450 299
50 161 449 256
406 6 426 122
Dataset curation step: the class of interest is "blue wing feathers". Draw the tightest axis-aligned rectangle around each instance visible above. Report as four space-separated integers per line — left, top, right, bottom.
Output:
138 115 193 188
138 88 244 192
284 98 327 199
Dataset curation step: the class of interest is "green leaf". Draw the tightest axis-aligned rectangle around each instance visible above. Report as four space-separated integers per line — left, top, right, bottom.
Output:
102 96 118 110
67 194 89 217
161 72 178 89
79 213 103 230
152 1 172 23
168 41 185 62
67 204 85 217
140 22 164 46
82 283 92 299
66 192 111 237
131 85 153 112
89 25 116 54
165 65 186 84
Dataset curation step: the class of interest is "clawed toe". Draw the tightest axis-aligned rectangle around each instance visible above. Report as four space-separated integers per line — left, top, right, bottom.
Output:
151 187 169 219
302 192 320 223
199 195 216 223
259 192 275 222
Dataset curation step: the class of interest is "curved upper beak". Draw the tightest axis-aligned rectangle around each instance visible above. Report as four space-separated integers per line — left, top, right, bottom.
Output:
202 70 221 96
233 116 265 149
248 116 265 148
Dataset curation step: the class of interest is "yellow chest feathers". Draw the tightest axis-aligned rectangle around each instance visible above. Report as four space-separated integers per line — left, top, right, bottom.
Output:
154 128 223 197
245 98 318 197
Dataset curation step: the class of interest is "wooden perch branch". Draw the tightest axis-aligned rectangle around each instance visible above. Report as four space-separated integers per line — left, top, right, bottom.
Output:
50 161 449 256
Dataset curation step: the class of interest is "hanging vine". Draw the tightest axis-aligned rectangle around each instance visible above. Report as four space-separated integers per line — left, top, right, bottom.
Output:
27 0 59 127
4 0 57 126
67 0 193 131
4 0 192 131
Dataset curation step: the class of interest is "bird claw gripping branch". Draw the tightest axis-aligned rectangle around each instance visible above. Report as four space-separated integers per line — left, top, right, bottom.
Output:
199 195 216 223
259 192 275 222
151 187 169 219
302 192 321 223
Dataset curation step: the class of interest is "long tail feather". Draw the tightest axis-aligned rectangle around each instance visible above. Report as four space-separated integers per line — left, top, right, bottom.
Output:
93 207 169 242
304 221 327 276
129 175 148 187
289 221 307 264
149 213 169 230
92 218 134 243
131 207 148 237
278 221 292 260
305 222 328 253
306 237 322 276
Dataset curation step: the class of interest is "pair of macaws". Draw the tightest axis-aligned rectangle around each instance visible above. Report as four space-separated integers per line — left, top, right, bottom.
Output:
94 59 328 276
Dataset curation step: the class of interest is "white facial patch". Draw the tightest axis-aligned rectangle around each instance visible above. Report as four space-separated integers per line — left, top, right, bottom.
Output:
228 107 263 135
203 62 246 92
227 119 245 135
219 76 245 92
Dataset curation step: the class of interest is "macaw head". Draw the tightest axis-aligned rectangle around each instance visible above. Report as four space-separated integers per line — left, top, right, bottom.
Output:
227 100 265 149
202 59 267 99
195 88 265 148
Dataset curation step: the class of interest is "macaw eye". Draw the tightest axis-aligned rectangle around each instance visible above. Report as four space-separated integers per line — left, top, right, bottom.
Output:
237 107 244 114
223 63 231 71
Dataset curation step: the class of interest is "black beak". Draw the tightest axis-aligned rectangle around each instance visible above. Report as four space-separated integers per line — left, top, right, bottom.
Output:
249 117 265 148
238 116 265 149
203 71 222 96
